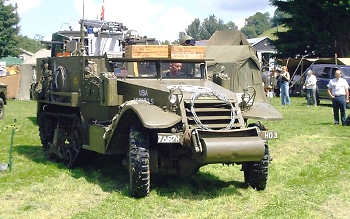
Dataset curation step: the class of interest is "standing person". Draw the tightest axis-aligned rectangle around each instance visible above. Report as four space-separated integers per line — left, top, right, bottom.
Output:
303 70 317 107
327 69 349 125
270 69 280 97
279 66 291 105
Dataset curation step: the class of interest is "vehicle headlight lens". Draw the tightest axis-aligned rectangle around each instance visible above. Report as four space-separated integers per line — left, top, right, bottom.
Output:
169 94 177 104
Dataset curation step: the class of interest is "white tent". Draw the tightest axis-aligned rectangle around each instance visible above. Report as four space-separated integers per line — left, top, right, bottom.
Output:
18 49 51 100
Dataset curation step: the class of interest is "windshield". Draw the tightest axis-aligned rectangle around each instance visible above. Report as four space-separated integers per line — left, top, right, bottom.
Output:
340 66 350 78
111 61 205 78
160 61 203 78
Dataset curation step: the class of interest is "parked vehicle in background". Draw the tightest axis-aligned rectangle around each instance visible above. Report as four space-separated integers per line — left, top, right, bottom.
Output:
303 64 350 104
0 83 7 119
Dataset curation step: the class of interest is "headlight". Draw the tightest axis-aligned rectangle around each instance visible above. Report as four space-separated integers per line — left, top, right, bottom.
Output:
169 94 177 104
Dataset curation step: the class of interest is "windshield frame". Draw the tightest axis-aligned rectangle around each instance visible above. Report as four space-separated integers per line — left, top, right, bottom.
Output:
109 57 207 79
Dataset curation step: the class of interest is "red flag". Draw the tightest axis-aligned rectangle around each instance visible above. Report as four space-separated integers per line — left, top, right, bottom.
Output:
100 1 105 20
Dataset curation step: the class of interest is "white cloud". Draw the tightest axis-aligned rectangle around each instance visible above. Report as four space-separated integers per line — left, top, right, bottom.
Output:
234 17 246 29
7 0 41 14
154 7 196 41
15 0 275 42
72 0 196 42
73 0 99 20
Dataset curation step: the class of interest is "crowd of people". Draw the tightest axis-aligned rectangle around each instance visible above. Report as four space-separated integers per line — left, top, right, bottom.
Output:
266 67 349 126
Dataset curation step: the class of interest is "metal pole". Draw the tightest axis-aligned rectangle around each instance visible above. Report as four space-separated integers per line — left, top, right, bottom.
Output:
8 119 16 171
335 53 337 65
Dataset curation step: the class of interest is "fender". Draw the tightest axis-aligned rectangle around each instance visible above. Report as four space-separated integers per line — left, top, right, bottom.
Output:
119 100 182 129
241 102 283 121
102 100 182 154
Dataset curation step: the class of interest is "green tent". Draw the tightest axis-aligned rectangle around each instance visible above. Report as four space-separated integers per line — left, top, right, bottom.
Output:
206 45 265 102
206 30 250 46
0 56 24 66
205 30 283 121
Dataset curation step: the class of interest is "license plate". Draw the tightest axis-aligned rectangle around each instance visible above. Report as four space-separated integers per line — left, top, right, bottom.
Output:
157 133 180 143
260 131 278 139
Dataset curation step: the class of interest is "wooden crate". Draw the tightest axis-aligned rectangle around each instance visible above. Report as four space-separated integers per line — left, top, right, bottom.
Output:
168 46 206 59
124 45 168 58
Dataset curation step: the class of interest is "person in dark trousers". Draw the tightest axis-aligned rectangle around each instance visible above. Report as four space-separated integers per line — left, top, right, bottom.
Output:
327 69 349 125
303 70 317 107
278 66 290 105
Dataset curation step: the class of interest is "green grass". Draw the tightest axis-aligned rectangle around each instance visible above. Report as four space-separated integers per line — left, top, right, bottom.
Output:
0 98 349 219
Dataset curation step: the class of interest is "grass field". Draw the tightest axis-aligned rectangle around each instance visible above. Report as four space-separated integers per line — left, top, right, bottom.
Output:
0 97 349 219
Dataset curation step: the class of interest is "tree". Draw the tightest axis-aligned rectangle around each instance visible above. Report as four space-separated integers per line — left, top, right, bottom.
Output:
16 35 44 53
183 18 201 41
271 9 290 27
226 21 238 30
240 26 257 39
270 0 350 58
200 15 227 40
0 0 20 58
181 15 238 41
241 12 271 39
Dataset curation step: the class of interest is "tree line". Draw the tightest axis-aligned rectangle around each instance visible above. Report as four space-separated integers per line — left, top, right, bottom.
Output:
1 0 350 58
0 1 43 58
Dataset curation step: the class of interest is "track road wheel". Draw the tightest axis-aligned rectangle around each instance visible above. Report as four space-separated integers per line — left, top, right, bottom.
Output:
63 149 75 169
67 116 87 167
0 98 4 119
38 113 57 161
128 126 150 198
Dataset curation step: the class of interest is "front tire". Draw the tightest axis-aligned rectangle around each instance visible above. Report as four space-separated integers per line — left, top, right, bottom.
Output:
243 122 270 190
242 148 269 191
128 126 150 198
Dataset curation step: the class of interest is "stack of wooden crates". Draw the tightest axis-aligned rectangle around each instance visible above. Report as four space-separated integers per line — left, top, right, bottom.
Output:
124 45 206 59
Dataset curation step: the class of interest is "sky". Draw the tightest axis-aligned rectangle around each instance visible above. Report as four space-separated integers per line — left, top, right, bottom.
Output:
8 0 276 42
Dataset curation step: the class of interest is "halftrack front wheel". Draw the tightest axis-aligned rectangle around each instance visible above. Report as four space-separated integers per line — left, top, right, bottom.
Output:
128 126 150 198
242 152 269 191
242 122 270 191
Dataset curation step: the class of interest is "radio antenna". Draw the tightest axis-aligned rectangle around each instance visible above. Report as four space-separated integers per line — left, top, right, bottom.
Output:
80 0 86 55
82 0 85 19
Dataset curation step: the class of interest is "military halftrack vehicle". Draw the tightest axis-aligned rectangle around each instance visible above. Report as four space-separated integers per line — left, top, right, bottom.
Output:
0 83 7 119
31 19 277 198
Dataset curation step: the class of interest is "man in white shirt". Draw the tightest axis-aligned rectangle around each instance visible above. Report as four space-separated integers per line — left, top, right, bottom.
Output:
327 69 350 125
303 70 317 107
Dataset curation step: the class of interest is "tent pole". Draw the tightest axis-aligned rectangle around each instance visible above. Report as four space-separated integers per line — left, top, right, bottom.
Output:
335 53 337 65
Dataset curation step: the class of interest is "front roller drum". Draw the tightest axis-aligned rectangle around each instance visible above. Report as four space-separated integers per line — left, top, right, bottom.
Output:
198 136 265 164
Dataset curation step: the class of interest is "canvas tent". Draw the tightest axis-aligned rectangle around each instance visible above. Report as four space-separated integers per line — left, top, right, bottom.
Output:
0 56 24 66
18 49 51 100
0 57 23 98
206 30 250 46
205 30 266 102
278 57 350 78
205 30 283 120
206 45 266 102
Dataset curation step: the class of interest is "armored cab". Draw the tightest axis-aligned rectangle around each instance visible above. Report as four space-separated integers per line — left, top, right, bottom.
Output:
31 19 277 198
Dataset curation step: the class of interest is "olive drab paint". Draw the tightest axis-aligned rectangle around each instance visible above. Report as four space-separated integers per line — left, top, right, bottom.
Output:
30 18 277 198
